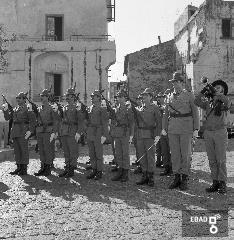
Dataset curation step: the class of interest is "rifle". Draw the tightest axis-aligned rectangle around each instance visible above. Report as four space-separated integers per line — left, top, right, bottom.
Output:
76 93 89 121
128 97 140 128
25 95 39 117
2 94 14 145
48 86 64 118
2 94 13 114
100 91 117 121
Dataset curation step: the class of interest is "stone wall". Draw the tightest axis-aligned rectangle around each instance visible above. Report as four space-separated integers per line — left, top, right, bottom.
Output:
125 40 181 100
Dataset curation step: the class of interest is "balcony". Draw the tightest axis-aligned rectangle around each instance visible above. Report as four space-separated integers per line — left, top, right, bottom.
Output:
16 34 114 42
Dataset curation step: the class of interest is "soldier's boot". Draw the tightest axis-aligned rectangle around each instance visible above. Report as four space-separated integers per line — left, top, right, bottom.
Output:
133 165 143 174
64 166 75 178
169 173 181 189
59 165 69 177
179 174 189 191
136 171 149 185
147 172 154 187
86 169 97 179
206 180 219 193
41 164 51 176
111 165 119 172
111 168 123 181
85 165 93 171
218 181 227 194
9 164 21 175
34 164 45 176
94 171 102 180
160 165 173 176
121 169 129 182
18 164 28 176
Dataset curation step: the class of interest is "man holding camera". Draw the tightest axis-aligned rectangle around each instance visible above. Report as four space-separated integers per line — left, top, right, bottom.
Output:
194 78 230 194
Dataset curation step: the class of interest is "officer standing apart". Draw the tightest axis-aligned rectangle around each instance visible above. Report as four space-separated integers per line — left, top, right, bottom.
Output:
58 88 85 178
110 90 134 182
194 78 230 194
86 90 109 180
34 89 59 176
135 88 162 187
2 92 36 175
162 72 199 191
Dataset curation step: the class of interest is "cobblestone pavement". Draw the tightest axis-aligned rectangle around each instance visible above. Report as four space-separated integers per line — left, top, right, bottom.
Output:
0 139 234 240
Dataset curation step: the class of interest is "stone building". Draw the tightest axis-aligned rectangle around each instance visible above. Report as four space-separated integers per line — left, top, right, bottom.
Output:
174 0 234 97
0 0 116 105
123 39 181 100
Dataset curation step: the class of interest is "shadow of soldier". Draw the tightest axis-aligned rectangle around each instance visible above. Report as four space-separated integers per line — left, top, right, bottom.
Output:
0 182 10 200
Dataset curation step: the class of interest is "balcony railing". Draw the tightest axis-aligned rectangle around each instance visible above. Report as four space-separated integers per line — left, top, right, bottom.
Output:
70 34 113 41
15 34 113 42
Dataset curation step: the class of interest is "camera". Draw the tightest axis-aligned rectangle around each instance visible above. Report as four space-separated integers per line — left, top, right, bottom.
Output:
200 77 216 99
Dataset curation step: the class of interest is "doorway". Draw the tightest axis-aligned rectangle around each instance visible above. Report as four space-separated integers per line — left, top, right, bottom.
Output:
45 73 62 96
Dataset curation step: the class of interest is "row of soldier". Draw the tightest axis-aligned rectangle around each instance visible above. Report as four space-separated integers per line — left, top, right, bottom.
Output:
1 71 230 194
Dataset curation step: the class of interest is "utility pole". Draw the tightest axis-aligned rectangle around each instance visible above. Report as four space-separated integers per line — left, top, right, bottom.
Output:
84 48 87 105
27 46 35 100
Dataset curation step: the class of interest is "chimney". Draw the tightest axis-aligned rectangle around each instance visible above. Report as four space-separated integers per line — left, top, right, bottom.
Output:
158 36 161 44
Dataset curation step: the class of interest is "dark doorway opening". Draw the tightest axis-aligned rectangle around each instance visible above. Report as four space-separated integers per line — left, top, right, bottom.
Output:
54 74 62 96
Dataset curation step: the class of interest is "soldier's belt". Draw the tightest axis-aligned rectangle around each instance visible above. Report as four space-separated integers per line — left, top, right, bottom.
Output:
169 112 192 118
138 126 155 130
37 122 53 127
13 121 29 124
62 121 78 126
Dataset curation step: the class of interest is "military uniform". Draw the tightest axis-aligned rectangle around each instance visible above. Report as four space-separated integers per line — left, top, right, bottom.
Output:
162 72 199 190
86 90 109 180
194 79 230 194
34 89 59 176
3 92 36 175
110 90 134 182
58 88 84 177
135 88 162 187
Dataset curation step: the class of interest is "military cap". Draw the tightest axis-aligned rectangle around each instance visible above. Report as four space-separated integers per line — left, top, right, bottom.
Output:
212 79 228 95
16 92 27 99
65 88 76 97
169 72 184 82
116 89 128 98
90 90 102 98
40 89 50 97
156 92 166 98
136 94 142 100
141 88 153 96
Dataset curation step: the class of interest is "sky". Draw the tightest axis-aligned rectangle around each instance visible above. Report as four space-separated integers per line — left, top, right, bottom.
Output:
108 0 205 82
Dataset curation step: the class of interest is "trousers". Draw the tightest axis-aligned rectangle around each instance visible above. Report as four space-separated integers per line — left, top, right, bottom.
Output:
204 129 228 182
13 137 29 164
168 133 192 175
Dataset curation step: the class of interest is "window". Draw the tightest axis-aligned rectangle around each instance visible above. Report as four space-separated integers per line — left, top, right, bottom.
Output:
46 15 63 41
221 19 234 38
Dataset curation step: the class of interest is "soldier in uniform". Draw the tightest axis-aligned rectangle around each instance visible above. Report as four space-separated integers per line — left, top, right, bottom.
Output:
133 94 143 174
34 89 59 176
135 88 162 187
194 79 230 194
86 90 109 180
162 72 199 191
110 90 134 182
2 92 36 175
156 92 172 176
58 88 85 178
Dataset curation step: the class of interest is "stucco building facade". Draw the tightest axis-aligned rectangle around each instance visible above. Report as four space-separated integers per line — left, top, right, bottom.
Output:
0 0 116 105
174 0 234 97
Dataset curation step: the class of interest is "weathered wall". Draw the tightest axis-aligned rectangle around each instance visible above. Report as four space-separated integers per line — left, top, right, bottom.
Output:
0 0 116 105
0 0 108 39
174 0 234 94
126 40 181 100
